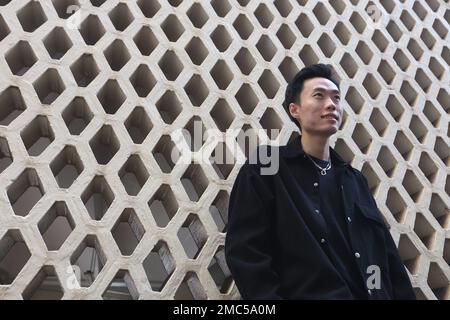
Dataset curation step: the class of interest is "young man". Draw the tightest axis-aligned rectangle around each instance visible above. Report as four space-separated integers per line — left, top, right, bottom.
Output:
225 64 416 300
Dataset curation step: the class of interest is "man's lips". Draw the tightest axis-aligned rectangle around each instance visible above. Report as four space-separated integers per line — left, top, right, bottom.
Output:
321 114 338 121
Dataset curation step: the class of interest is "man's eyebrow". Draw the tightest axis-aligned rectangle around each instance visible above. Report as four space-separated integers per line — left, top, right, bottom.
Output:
312 87 340 94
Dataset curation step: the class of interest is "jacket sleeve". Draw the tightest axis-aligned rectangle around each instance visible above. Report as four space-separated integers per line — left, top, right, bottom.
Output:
225 163 282 300
359 173 416 300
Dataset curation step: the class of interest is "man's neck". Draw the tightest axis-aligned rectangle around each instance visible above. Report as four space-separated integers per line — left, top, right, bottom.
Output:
300 133 331 161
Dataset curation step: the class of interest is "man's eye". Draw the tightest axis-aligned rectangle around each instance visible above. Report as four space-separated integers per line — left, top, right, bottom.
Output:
314 93 323 97
335 96 341 100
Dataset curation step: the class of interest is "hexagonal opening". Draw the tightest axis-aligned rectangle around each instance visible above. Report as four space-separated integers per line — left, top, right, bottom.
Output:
0 86 26 126
79 14 105 45
152 135 178 174
102 269 139 300
372 29 389 52
33 68 66 105
38 201 75 251
400 81 418 106
133 26 158 56
317 33 336 58
415 68 432 93
209 60 233 90
111 208 145 256
0 230 31 285
177 213 207 259
414 212 437 250
210 25 232 52
256 35 277 61
143 241 175 292
344 86 364 114
50 145 83 189
159 50 183 81
17 1 47 33
174 272 206 300
260 108 283 140
427 262 450 300
156 90 182 124
137 0 160 18
125 106 153 144
209 190 229 232
430 193 449 229
362 73 381 99
22 266 63 300
21 115 54 156
393 130 413 161
183 116 206 152
129 64 156 98
119 154 149 196
274 0 293 17
386 187 407 223
51 0 79 19
148 184 178 228
185 37 208 66
210 142 235 180
181 163 208 202
43 27 72 60
161 14 184 42
279 56 299 82
208 246 232 294
7 168 44 217
352 123 372 154
184 74 209 107
377 146 398 178
187 2 208 28
393 49 410 71
233 13 253 40
258 69 280 99
5 40 37 76
407 38 423 61
369 108 388 137
104 39 131 71
423 101 441 128
409 115 428 143
108 2 134 32
386 20 402 42
0 14 10 42
0 136 12 174
211 0 230 17
398 234 421 275
386 94 404 122
70 54 100 87
81 175 114 220
89 125 120 165
210 98 235 132
62 97 93 135
70 235 107 287
403 170 424 203
97 79 126 114
254 3 274 28
233 48 255 77
433 137 449 166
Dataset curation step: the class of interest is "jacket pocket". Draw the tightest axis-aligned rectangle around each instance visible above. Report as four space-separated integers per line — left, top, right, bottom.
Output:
354 203 386 226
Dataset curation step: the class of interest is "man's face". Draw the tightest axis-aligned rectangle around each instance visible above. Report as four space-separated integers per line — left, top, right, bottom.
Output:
290 77 343 136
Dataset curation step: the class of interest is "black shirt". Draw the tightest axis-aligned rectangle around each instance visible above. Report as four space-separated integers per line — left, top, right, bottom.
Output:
307 154 367 299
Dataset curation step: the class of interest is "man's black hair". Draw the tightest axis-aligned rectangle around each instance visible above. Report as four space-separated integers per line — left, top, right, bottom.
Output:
283 63 340 130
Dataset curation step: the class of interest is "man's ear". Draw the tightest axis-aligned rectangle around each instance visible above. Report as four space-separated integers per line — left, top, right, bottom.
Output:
289 102 300 118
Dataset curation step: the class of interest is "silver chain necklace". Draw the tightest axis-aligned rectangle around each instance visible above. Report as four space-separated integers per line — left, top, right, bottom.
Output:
306 154 332 175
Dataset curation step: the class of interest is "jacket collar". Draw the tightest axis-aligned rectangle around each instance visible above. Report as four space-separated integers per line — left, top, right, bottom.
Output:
282 134 350 168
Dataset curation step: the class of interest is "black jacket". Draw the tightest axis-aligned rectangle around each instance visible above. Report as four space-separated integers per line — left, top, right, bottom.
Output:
225 135 416 300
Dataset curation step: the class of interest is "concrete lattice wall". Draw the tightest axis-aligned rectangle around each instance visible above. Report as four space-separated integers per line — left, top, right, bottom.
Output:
0 0 449 299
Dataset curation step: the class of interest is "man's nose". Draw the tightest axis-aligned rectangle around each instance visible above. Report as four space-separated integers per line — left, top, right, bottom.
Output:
325 97 337 110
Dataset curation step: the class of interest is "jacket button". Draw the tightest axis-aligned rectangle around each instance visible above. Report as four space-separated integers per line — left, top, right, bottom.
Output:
313 182 319 187
314 209 320 214
347 217 352 222
320 238 326 244
368 289 372 295
354 252 361 258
